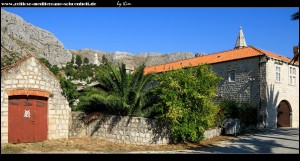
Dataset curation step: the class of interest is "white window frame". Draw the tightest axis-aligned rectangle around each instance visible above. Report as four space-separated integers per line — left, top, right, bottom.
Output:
275 66 281 83
228 72 235 82
289 66 296 86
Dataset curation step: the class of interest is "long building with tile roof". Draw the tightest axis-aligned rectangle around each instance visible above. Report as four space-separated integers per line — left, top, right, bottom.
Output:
144 46 297 75
144 27 299 128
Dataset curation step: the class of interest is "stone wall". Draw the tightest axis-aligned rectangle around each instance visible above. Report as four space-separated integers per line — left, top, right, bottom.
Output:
258 56 268 128
1 56 71 143
70 112 222 145
203 128 222 140
69 112 87 137
69 112 169 145
211 57 260 107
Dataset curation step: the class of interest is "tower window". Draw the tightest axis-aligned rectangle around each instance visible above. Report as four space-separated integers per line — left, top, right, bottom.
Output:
289 66 296 85
276 66 281 82
228 72 235 82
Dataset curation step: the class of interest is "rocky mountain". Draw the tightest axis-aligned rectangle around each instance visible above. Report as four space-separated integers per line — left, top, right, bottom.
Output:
1 9 196 69
70 49 195 67
1 9 72 68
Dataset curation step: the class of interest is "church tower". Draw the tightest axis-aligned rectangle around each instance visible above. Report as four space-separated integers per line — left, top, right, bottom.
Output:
234 26 247 49
94 53 99 66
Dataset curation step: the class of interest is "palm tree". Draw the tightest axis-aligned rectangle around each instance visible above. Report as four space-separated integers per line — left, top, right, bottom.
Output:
291 11 299 20
289 11 299 64
78 61 154 116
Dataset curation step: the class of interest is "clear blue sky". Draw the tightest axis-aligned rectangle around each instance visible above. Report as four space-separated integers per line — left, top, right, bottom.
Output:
3 8 299 59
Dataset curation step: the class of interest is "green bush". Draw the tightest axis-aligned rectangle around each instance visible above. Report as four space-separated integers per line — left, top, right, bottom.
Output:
219 99 258 129
39 58 79 109
59 77 80 109
75 55 82 67
83 57 89 64
149 64 222 143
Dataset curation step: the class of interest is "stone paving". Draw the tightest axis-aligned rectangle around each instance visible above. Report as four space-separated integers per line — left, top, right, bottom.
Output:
128 128 299 154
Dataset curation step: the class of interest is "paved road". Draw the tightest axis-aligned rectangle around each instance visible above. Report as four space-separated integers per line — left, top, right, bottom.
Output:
129 128 299 154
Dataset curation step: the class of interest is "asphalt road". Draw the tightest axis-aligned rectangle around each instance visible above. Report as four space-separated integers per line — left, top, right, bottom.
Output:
129 128 299 154
196 128 299 153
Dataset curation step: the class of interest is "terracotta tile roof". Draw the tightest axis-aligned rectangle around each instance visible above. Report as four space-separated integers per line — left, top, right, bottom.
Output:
251 46 298 64
144 46 298 74
1 54 59 81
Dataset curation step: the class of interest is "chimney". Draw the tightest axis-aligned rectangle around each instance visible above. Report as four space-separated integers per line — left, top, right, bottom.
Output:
290 46 299 64
293 46 299 57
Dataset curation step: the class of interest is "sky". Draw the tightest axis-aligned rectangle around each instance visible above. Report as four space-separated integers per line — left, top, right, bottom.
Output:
3 8 299 59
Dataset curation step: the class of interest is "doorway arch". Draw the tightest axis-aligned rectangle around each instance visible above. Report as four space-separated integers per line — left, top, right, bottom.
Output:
277 100 292 127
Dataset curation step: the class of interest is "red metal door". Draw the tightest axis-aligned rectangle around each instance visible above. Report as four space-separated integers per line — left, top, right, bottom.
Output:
8 98 23 143
34 98 48 142
277 101 291 127
22 98 35 142
8 96 48 143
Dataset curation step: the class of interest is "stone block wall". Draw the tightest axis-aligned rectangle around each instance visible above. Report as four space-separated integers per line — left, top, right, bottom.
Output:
69 112 87 137
70 112 169 145
0 79 8 142
203 128 222 140
70 112 222 145
211 57 260 107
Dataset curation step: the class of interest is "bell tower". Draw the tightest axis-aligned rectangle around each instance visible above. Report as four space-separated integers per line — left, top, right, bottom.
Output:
234 26 247 49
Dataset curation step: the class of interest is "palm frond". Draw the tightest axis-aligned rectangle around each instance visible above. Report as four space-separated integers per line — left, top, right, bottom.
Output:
291 11 299 20
81 62 155 116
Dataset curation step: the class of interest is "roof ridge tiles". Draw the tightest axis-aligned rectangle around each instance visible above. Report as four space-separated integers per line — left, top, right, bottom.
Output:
251 46 297 64
146 46 253 68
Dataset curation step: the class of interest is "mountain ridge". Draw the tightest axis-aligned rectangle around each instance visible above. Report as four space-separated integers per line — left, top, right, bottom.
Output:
1 9 197 68
1 9 72 68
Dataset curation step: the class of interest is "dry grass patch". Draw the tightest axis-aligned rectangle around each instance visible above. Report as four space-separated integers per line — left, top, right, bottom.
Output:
1 135 237 154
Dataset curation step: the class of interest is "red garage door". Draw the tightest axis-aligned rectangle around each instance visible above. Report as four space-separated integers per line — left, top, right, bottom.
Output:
277 100 291 127
8 95 48 143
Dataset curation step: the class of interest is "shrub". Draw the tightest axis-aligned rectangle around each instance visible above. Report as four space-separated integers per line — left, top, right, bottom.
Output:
219 99 258 129
38 58 79 109
75 55 82 67
59 77 80 109
149 64 222 143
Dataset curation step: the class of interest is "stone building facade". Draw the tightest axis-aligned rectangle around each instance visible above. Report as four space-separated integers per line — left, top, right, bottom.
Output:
211 57 261 106
260 57 299 128
144 28 299 128
210 53 299 128
1 55 71 143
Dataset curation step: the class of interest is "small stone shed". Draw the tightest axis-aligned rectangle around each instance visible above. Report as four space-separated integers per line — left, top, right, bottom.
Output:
1 54 70 143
